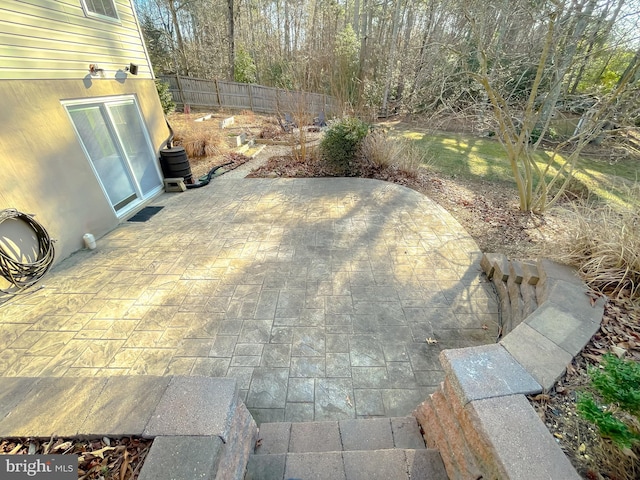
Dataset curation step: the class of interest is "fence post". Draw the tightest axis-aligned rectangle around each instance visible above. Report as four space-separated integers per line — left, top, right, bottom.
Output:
248 84 254 111
175 74 186 108
214 79 222 108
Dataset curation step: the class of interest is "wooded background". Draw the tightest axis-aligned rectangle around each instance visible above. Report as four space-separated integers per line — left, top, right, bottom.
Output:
136 0 639 124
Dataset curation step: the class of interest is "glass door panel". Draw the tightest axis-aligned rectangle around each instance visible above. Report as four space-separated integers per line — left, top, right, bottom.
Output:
68 105 137 210
66 97 162 215
107 101 160 196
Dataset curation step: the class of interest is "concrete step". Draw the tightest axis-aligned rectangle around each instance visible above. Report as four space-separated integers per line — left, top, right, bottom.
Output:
245 448 448 480
137 377 257 480
244 416 448 479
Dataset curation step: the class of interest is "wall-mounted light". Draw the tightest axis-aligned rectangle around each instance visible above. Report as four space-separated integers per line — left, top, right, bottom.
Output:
125 63 139 75
89 64 104 77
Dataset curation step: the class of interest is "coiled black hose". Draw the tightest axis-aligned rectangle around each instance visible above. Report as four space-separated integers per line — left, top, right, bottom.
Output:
186 161 234 189
0 209 55 294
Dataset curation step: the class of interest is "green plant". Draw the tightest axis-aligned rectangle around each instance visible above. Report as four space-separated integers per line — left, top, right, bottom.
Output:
234 45 257 84
320 117 370 175
155 79 175 115
577 354 640 450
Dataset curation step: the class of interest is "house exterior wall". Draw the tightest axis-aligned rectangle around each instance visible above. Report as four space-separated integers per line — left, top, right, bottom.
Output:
0 0 153 80
0 79 168 263
0 0 168 266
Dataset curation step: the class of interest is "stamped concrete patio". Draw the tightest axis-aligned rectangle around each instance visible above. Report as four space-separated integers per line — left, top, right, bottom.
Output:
0 177 498 425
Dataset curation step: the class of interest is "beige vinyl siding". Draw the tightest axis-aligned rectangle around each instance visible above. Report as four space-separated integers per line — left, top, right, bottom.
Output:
0 0 153 80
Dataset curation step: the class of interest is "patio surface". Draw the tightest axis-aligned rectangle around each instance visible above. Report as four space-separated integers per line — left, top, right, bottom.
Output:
0 177 498 424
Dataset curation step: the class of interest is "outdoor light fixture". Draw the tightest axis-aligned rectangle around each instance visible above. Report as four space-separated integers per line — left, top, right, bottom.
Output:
89 64 104 77
125 63 139 75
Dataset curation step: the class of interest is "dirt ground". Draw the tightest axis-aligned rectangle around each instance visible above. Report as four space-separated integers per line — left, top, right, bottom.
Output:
0 436 151 479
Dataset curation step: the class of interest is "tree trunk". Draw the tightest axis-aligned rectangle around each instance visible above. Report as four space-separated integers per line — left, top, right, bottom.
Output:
382 0 402 115
396 0 414 104
358 0 369 83
539 0 597 130
227 0 235 80
569 0 624 94
247 1 259 83
167 0 188 75
284 0 291 58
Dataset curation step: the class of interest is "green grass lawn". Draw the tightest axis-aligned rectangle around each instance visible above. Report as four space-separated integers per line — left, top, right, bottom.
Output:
400 130 639 209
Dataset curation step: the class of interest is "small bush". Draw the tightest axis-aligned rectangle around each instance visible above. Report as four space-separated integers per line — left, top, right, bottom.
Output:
155 80 175 115
320 117 370 175
259 126 284 140
577 354 640 450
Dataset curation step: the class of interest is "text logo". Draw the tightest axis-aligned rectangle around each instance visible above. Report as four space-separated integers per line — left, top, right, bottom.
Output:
1 455 76 479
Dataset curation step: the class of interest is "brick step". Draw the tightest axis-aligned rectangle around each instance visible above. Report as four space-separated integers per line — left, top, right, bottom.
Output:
245 449 447 480
255 417 426 454
244 417 448 479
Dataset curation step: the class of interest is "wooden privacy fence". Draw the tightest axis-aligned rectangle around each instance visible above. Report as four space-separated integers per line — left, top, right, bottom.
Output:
158 75 340 116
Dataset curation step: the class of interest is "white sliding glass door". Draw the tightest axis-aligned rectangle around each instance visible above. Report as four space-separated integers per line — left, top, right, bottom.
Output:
66 97 162 215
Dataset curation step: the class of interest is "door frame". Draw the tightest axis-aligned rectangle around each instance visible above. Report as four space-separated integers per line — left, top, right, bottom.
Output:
62 95 163 218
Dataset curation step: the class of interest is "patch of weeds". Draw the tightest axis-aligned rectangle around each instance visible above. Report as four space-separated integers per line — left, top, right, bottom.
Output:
578 354 640 453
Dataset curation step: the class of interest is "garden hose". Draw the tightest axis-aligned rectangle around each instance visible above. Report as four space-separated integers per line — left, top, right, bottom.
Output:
0 209 55 294
186 161 234 189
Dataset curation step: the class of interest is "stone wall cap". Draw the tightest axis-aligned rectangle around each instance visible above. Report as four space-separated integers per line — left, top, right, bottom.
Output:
439 344 541 405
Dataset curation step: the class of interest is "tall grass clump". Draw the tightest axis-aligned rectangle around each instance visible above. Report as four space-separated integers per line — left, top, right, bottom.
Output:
319 117 370 175
559 184 640 299
170 115 227 158
357 129 429 177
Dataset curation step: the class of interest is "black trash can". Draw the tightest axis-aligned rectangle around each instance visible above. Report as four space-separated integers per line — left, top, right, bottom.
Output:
159 147 193 184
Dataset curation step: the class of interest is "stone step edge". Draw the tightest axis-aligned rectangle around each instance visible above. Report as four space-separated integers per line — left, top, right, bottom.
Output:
0 376 257 480
254 416 426 456
245 448 449 480
414 255 607 480
431 386 483 479
416 396 478 479
249 447 438 456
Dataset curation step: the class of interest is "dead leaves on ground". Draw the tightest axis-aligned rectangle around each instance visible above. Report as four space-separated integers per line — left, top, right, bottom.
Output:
0 436 152 480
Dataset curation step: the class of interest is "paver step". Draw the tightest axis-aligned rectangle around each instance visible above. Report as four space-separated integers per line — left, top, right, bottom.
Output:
254 417 426 454
244 417 448 479
245 448 448 480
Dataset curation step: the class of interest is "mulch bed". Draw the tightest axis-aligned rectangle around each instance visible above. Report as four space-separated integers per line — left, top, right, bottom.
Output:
0 436 152 479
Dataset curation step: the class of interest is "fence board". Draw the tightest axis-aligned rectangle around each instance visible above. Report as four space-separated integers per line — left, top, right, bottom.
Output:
158 74 339 116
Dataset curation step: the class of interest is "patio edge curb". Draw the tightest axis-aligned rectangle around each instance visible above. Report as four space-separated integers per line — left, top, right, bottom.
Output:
414 256 604 479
